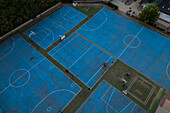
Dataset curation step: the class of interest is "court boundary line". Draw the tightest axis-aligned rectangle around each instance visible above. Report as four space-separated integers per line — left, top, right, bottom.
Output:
100 82 138 113
79 9 107 31
101 98 118 113
89 58 117 89
28 26 55 49
31 89 81 113
86 56 112 85
68 44 94 69
0 38 15 60
19 34 83 112
105 80 146 112
106 88 117 113
118 27 144 58
49 33 116 89
50 34 78 56
48 17 69 31
76 32 117 59
0 33 82 104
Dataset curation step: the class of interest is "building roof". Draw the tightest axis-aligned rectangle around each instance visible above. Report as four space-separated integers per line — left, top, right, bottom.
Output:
158 0 170 15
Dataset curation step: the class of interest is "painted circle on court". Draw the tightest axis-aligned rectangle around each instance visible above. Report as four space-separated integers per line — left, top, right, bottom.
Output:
70 83 75 87
9 69 30 88
123 35 141 48
47 106 52 112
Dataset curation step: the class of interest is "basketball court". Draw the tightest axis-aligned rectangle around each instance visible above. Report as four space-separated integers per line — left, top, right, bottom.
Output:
0 35 81 113
49 33 116 88
77 80 146 113
77 8 170 90
24 6 86 49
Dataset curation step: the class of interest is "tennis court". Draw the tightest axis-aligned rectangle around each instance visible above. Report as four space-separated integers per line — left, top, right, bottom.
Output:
77 8 170 90
0 35 81 113
24 6 86 49
77 80 146 113
49 33 116 88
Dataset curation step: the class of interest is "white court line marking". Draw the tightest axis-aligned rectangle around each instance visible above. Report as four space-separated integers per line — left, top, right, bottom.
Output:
48 17 68 31
106 89 116 113
130 104 136 113
119 102 133 113
101 86 112 100
9 69 30 88
102 98 118 113
0 38 15 60
51 35 78 56
0 57 45 94
41 26 55 48
31 89 76 113
63 9 72 20
118 27 144 58
68 45 94 69
123 35 141 48
166 61 170 80
80 10 107 31
29 26 55 48
86 56 112 85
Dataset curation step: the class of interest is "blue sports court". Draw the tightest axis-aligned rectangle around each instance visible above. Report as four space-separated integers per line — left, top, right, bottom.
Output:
24 6 86 49
0 35 81 113
77 8 170 90
49 33 116 88
77 80 146 113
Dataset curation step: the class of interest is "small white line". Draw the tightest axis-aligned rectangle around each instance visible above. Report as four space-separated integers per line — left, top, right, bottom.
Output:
118 27 144 58
0 38 15 60
101 86 112 100
106 89 116 113
68 45 94 69
31 89 76 113
86 56 112 85
80 10 107 31
101 98 118 113
51 35 78 56
130 104 136 113
48 17 68 31
64 9 72 19
0 85 11 94
119 102 133 113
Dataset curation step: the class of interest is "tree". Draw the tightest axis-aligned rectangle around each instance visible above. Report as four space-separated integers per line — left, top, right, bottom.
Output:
139 4 160 25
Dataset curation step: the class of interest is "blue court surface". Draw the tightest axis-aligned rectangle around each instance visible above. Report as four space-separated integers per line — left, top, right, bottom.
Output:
77 80 146 113
77 8 170 90
24 6 86 49
49 33 116 88
0 35 81 113
77 8 142 58
119 28 170 90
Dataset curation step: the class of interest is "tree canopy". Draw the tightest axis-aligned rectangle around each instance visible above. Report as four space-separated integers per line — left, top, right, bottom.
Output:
139 4 160 25
0 0 59 36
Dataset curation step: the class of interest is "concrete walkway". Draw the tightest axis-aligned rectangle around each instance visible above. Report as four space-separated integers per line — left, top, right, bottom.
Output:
111 0 142 16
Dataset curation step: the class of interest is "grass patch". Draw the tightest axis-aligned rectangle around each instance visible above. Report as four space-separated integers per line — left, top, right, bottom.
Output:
104 60 161 110
148 88 165 113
